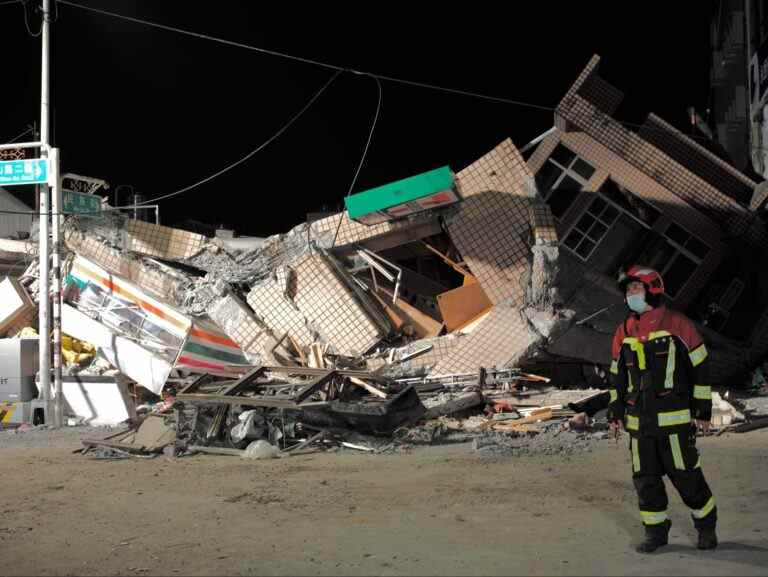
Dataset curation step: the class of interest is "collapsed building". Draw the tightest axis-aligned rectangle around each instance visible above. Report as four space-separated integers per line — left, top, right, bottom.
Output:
1 54 766 451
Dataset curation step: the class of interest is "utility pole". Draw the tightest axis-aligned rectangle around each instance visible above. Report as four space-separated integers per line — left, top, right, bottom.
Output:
51 146 62 428
38 0 59 426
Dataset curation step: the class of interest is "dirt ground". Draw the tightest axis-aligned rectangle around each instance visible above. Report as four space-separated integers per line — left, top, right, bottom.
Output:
1 426 767 576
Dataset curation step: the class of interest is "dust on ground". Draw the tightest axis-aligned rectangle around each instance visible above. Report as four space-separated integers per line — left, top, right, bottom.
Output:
1 426 767 576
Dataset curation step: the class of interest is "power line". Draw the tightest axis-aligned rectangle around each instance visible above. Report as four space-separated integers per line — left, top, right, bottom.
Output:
57 1 343 72
56 0 768 154
331 73 383 248
57 0 555 115
37 0 768 204
113 69 343 208
5 125 34 143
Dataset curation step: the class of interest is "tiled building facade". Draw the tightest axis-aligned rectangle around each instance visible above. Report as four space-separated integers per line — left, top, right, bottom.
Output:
528 55 768 382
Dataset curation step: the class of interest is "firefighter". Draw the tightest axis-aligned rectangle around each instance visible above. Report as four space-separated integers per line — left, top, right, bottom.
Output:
607 265 717 553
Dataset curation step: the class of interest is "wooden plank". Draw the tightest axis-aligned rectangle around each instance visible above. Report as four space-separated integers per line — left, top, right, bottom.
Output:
377 287 443 338
482 408 554 430
288 335 307 366
348 376 388 399
370 290 405 330
518 372 551 383
437 282 493 332
283 430 327 453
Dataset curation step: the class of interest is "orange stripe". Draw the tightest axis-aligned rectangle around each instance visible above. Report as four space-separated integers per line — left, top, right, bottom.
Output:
74 265 187 331
189 327 239 349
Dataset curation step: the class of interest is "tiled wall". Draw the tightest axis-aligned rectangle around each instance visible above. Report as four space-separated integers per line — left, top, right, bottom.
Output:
429 304 539 375
123 220 208 261
292 252 385 356
448 139 536 307
246 252 386 356
532 130 727 311
555 55 768 250
206 293 272 364
64 229 191 307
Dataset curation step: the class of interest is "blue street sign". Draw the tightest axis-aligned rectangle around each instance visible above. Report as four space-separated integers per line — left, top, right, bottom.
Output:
0 159 48 186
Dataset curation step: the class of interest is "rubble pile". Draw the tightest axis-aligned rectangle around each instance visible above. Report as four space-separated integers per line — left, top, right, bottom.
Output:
2 131 767 455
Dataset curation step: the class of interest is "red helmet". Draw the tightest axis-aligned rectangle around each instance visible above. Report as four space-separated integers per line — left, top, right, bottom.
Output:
619 265 665 295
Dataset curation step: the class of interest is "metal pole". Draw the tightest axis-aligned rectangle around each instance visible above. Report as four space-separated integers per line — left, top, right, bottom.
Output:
50 148 63 428
38 0 51 418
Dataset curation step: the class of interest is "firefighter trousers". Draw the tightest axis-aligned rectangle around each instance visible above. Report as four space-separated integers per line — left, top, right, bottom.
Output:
629 429 717 530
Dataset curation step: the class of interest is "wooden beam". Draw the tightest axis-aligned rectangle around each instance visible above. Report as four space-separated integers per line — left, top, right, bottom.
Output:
348 376 388 399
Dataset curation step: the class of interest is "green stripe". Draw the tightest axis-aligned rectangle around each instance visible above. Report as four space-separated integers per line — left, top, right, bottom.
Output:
631 437 640 472
693 385 711 400
692 496 716 519
610 389 618 403
182 342 249 365
626 414 639 431
690 344 708 367
610 359 618 375
670 434 685 470
640 510 668 525
665 339 676 389
658 409 691 427
628 371 634 393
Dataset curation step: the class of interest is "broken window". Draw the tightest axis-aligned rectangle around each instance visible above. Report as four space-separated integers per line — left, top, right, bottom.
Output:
534 144 595 219
561 196 620 260
633 222 708 298
598 179 661 228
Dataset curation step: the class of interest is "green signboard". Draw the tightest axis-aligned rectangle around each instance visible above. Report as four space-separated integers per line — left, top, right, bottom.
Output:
344 166 460 225
63 190 101 215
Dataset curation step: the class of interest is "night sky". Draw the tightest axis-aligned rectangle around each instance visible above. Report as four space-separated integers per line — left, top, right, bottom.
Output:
2 1 717 236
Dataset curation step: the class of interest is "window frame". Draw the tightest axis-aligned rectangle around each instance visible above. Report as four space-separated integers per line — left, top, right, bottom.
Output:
536 144 595 219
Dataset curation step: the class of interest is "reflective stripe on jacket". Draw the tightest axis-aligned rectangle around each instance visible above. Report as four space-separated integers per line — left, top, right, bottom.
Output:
607 305 711 436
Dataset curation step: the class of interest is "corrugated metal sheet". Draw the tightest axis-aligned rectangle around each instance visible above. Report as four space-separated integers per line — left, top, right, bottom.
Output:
0 187 33 239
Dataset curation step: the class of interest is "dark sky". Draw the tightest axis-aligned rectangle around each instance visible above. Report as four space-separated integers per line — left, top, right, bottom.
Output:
2 1 718 236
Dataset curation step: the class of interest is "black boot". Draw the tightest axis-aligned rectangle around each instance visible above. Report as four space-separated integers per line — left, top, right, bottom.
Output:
636 519 671 553
697 527 718 550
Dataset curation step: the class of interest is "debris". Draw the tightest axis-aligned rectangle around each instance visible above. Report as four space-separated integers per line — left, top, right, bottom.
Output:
61 375 136 426
423 391 484 419
710 391 745 428
340 441 375 452
242 439 280 460
0 277 34 336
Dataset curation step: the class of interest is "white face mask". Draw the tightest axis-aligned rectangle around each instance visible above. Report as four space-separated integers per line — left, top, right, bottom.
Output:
627 293 647 313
